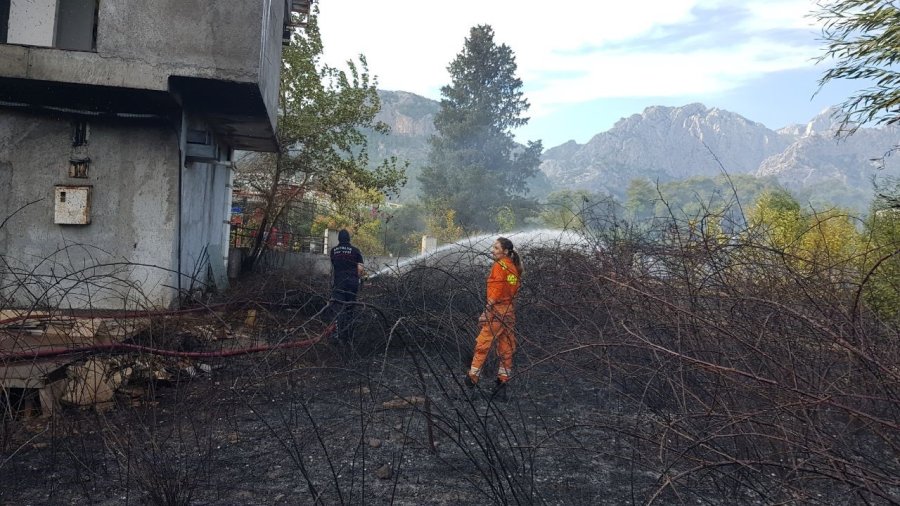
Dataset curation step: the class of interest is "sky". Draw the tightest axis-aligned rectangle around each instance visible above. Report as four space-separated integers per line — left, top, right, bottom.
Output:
317 0 862 149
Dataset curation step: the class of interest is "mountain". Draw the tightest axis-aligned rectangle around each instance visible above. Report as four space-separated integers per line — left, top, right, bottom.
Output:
757 109 900 210
366 90 440 198
370 91 899 211
541 103 792 196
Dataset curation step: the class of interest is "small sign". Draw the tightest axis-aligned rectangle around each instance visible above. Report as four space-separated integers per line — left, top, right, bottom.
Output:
231 206 243 214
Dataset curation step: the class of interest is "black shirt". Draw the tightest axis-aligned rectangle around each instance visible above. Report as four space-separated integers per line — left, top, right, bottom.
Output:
330 243 364 290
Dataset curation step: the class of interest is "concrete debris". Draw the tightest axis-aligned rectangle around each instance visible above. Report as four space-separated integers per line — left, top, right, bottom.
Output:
61 357 133 406
0 312 149 343
368 438 382 448
1 312 151 416
132 358 172 382
0 309 232 417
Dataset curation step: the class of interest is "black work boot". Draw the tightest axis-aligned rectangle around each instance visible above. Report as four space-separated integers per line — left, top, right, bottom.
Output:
464 373 478 388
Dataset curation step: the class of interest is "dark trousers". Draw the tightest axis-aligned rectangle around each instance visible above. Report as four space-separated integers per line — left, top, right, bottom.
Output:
331 286 358 342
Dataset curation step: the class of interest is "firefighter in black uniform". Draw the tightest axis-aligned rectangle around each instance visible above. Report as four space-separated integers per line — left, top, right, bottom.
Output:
330 229 364 343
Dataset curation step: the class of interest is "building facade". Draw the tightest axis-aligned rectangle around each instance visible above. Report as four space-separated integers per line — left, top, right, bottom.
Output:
0 0 307 308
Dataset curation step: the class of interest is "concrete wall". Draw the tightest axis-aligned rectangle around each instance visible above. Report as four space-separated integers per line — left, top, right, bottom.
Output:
259 0 283 127
8 0 58 47
0 109 181 309
0 0 283 120
97 0 262 82
0 0 286 152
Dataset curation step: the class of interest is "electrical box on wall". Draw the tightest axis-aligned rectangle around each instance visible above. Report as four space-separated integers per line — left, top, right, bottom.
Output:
54 185 92 225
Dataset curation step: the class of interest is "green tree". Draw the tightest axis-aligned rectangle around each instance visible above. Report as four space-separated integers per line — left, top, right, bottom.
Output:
797 208 861 276
816 0 900 208
381 202 428 256
241 9 406 269
625 179 658 222
860 196 900 320
817 0 900 131
312 186 387 255
419 25 542 231
425 208 465 244
748 189 804 254
540 190 592 230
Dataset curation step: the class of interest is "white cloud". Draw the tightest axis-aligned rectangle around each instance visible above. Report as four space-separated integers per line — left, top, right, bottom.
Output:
317 0 822 118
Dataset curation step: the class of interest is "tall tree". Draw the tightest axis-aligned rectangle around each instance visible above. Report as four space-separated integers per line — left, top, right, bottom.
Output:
748 189 804 253
860 193 900 321
541 189 593 230
419 25 542 231
816 0 900 208
240 8 406 269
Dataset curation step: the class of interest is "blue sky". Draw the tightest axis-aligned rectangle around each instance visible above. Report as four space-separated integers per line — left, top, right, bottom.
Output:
318 0 860 148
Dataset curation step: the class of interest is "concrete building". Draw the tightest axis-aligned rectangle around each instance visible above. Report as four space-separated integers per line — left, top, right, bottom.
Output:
0 0 309 309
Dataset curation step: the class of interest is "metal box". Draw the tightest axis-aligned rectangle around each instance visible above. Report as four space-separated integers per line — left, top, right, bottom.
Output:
54 185 92 225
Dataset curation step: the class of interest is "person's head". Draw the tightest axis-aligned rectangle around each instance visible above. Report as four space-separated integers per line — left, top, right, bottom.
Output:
492 237 522 272
338 229 351 244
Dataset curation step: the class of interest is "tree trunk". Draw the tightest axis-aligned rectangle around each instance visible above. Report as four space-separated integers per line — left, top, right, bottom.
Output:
243 154 284 271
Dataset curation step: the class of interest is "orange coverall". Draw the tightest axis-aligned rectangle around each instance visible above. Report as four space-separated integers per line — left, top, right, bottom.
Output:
468 257 521 384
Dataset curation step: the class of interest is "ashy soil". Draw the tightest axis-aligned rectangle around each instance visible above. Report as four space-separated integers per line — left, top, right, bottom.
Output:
2 264 895 505
1 335 661 506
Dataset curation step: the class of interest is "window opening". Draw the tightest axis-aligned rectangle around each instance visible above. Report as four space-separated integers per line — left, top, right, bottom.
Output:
72 120 89 146
55 0 99 51
0 0 10 44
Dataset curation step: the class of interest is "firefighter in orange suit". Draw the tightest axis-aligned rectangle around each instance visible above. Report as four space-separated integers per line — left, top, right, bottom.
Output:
466 237 522 395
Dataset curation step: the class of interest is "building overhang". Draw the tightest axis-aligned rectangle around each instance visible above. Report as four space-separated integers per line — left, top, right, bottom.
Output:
0 77 178 120
170 77 278 153
0 74 279 153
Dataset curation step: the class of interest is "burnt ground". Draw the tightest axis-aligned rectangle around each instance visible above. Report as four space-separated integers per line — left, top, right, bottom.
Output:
1 333 663 506
2 250 899 505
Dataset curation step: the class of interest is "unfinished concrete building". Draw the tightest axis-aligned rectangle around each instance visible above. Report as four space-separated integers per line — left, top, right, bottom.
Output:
0 0 309 309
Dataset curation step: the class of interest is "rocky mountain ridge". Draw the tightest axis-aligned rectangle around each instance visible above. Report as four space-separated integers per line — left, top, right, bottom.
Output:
370 90 899 209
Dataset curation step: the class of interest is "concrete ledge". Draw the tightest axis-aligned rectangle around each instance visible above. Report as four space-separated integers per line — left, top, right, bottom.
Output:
0 44 258 91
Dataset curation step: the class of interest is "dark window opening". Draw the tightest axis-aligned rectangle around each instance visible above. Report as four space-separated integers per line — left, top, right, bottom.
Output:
60 192 67 203
55 0 99 51
0 0 10 44
72 121 89 146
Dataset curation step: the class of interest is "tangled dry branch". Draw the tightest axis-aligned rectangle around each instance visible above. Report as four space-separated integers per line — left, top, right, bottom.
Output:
0 204 898 505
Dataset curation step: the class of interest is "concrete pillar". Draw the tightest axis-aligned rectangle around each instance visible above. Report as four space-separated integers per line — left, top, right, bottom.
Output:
421 235 437 254
9 0 59 47
227 248 244 279
324 229 338 255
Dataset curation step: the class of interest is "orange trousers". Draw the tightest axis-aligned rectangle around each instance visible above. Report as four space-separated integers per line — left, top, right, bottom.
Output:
468 309 516 383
